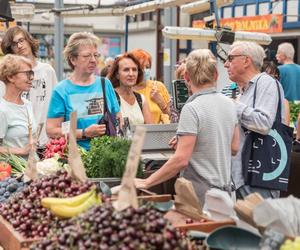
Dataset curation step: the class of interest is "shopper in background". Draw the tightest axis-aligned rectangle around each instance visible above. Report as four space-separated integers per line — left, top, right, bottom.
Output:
1 26 57 150
108 53 152 125
0 54 36 157
46 32 121 150
135 49 239 204
262 60 290 125
224 41 286 199
131 49 171 124
276 42 300 101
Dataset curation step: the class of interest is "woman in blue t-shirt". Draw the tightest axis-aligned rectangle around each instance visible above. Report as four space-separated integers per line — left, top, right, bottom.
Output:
46 32 121 150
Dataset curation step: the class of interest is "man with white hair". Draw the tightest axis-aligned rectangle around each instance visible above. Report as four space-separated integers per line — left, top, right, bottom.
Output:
224 41 286 199
276 42 300 101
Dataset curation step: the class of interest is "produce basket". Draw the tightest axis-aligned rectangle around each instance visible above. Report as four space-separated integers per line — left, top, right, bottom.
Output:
0 215 40 250
164 210 236 233
132 123 178 151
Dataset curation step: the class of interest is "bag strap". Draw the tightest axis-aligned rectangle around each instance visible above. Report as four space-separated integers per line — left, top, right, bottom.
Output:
100 77 108 113
133 91 143 111
114 90 143 112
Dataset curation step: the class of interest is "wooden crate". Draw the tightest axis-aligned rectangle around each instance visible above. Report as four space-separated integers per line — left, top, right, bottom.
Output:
0 215 39 250
164 210 235 233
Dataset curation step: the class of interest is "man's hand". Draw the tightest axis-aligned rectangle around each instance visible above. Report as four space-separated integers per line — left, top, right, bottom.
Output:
134 178 149 189
168 136 178 150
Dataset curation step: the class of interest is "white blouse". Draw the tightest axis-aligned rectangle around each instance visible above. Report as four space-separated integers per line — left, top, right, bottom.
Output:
119 94 145 126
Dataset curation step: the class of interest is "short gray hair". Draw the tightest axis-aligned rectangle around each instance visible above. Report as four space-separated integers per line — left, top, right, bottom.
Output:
186 49 217 86
230 41 265 70
63 32 100 70
0 54 32 84
278 42 295 60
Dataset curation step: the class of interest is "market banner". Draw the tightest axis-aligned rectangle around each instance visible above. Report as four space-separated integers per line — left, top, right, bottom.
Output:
193 14 283 33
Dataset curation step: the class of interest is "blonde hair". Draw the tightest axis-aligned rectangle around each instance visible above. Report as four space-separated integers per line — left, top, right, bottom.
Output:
0 54 32 84
278 42 295 60
185 49 217 86
63 32 100 70
230 41 265 70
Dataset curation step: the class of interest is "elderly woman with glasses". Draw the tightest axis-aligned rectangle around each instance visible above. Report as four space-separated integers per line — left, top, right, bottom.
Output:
46 32 121 150
0 54 36 157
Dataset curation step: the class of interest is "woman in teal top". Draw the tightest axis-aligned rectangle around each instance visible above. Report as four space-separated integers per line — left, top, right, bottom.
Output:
46 32 121 150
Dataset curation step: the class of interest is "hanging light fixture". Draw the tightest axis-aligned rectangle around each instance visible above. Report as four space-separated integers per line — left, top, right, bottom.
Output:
124 0 195 15
181 0 233 14
162 26 272 45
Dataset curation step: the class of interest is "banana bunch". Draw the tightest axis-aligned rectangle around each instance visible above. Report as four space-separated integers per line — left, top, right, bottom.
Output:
41 187 101 218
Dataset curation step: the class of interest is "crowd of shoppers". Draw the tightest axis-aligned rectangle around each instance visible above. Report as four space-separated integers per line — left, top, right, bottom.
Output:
0 25 298 204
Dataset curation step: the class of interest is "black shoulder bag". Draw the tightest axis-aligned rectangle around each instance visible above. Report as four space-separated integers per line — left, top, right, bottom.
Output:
241 79 294 191
98 77 117 136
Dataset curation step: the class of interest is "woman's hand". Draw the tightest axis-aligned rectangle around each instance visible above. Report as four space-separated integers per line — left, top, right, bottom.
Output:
85 124 106 138
150 86 165 108
168 136 178 150
19 143 34 156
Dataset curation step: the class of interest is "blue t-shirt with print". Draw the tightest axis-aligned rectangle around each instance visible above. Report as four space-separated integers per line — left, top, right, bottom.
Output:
47 77 120 150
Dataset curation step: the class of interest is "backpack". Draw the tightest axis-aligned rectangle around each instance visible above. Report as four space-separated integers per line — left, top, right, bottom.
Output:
115 91 143 111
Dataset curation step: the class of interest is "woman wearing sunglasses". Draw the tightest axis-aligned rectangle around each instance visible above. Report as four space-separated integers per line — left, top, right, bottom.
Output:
0 54 36 157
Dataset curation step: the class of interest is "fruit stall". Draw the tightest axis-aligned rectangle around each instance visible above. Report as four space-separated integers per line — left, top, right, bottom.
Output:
0 122 299 250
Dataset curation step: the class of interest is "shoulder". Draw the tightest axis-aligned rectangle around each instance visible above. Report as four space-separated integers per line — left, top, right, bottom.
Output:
53 79 69 92
35 61 56 73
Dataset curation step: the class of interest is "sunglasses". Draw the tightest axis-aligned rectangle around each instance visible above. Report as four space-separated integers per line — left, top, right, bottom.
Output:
226 54 247 62
17 70 34 79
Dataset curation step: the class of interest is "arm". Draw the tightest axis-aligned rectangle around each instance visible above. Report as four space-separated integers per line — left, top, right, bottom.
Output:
142 99 153 124
46 117 106 139
284 99 290 126
0 145 32 156
150 82 171 115
135 135 196 189
297 113 300 141
236 77 279 134
231 125 240 156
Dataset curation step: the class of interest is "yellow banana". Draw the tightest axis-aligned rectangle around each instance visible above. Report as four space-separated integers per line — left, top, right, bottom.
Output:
41 187 95 209
50 192 101 218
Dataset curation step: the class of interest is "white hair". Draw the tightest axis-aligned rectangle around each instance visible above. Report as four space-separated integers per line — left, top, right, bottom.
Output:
278 42 295 60
230 41 266 70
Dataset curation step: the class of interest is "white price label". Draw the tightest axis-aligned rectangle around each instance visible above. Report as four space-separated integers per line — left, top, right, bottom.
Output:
61 121 70 135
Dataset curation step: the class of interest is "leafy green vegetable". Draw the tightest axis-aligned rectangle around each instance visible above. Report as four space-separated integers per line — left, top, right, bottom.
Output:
82 136 143 178
289 102 300 123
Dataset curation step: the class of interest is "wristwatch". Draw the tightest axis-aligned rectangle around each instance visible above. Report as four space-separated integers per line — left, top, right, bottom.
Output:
82 128 87 139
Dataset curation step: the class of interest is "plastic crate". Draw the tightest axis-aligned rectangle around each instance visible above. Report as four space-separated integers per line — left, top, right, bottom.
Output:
132 123 178 151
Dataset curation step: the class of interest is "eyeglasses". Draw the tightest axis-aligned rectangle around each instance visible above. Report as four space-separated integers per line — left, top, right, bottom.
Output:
77 53 100 60
226 54 247 62
11 38 26 49
17 70 34 79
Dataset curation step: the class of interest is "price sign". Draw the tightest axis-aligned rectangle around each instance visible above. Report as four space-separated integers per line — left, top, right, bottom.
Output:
172 79 189 111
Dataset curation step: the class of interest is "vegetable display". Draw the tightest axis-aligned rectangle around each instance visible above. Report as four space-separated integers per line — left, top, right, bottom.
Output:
0 177 26 203
0 153 27 178
45 137 67 159
289 102 300 123
83 136 143 178
32 203 188 250
0 162 11 181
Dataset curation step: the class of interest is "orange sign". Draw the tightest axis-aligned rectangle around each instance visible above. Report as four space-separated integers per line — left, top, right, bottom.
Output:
193 14 283 33
0 21 17 32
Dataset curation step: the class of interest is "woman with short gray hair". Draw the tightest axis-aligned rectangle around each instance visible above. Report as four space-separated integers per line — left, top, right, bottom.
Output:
47 32 121 150
135 49 239 204
0 54 36 157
